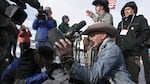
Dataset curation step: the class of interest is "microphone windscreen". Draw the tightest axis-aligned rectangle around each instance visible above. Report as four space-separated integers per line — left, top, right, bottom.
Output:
75 20 86 32
48 28 65 45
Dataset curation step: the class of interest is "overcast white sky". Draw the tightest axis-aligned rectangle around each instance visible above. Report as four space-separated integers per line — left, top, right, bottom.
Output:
22 0 150 40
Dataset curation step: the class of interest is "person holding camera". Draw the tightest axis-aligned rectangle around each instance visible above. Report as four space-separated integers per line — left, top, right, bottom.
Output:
32 6 57 49
18 25 32 57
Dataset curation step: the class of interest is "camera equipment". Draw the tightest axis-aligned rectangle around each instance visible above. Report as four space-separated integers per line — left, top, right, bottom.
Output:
0 0 41 27
65 20 86 39
5 5 27 25
48 28 65 45
37 7 47 20
10 0 41 9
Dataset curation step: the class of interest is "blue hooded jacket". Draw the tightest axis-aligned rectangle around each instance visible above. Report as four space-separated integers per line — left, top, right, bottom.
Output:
32 18 57 41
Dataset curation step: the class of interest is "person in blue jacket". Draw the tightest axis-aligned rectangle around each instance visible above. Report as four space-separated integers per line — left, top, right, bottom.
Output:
32 6 57 49
1 46 60 84
54 23 135 84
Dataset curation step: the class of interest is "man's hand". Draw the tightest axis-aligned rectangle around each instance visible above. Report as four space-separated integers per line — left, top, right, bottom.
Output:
86 10 94 17
54 39 72 57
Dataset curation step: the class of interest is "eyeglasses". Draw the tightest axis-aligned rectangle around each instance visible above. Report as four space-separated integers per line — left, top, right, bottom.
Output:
89 33 100 37
89 32 103 37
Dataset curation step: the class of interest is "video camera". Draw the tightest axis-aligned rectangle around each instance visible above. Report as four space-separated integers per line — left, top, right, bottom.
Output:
37 7 48 20
0 0 41 27
65 20 86 39
47 21 86 45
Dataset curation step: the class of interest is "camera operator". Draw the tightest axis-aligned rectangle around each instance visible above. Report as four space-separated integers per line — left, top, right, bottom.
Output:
32 7 57 49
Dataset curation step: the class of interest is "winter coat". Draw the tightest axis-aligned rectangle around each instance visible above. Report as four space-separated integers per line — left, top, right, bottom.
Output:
58 22 70 34
18 29 32 43
91 12 113 25
32 17 57 42
117 15 150 56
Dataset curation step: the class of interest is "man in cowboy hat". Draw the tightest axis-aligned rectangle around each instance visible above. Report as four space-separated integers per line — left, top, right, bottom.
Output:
86 0 113 25
54 23 135 84
116 1 150 83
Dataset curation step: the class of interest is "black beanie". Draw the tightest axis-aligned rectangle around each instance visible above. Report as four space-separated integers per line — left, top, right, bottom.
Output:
121 1 138 17
38 46 54 61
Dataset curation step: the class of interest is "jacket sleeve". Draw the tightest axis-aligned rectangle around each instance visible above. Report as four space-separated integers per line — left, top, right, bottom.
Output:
136 16 150 45
18 30 25 37
45 20 56 30
24 72 48 84
32 19 40 30
26 28 32 37
1 58 21 79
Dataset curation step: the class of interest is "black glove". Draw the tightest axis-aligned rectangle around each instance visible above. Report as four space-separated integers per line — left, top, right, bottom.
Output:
46 63 61 80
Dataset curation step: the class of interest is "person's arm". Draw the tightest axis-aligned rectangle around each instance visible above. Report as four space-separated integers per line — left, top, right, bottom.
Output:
103 13 113 25
136 17 150 45
18 30 25 37
1 58 21 79
24 72 48 84
54 39 120 83
32 19 40 30
45 19 56 30
26 28 32 37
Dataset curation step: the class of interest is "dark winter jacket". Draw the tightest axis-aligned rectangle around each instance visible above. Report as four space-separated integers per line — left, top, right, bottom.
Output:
1 49 48 84
58 22 70 34
117 15 150 56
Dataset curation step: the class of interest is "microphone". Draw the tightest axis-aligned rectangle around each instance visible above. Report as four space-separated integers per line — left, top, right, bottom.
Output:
65 20 86 39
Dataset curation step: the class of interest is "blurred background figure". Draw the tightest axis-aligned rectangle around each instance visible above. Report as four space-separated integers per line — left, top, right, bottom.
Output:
86 0 113 25
32 6 57 49
58 15 70 36
18 25 32 57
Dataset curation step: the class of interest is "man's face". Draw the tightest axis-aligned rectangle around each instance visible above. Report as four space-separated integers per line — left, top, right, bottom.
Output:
45 10 52 18
124 7 134 17
89 32 107 48
64 18 69 23
95 5 103 13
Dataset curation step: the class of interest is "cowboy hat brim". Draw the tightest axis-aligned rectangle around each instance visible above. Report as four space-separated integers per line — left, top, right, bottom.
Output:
83 23 119 37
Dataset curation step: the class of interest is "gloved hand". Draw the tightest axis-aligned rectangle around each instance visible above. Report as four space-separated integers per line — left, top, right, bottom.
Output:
46 63 61 80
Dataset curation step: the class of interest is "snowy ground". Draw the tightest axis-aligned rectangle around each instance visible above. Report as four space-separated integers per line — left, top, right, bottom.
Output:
15 41 146 84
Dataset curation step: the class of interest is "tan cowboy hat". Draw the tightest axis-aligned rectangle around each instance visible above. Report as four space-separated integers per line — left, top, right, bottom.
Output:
83 23 119 37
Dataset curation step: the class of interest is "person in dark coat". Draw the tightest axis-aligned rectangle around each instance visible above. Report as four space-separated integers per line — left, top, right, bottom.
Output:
1 46 60 84
58 15 70 35
116 1 150 83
